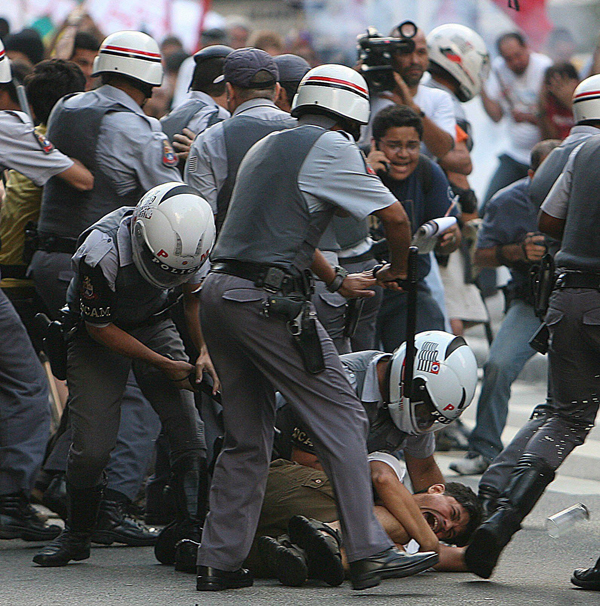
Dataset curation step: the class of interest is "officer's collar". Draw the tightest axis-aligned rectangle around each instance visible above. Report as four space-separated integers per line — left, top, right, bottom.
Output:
232 97 280 117
100 84 147 116
297 114 337 130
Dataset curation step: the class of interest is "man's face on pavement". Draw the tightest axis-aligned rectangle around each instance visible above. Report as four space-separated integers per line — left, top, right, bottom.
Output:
414 486 470 544
499 37 530 76
376 125 421 181
391 29 428 88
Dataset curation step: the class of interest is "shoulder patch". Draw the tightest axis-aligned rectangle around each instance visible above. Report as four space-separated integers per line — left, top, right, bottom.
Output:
360 150 376 175
162 139 177 166
34 130 55 154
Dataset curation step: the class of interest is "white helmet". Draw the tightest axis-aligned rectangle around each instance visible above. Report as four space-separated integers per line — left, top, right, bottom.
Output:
572 75 600 123
387 331 478 435
131 183 215 289
0 40 10 84
291 64 370 125
92 31 163 87
427 24 490 102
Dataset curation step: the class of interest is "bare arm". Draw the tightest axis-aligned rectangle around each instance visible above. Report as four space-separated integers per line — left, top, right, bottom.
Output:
183 282 220 393
58 158 94 191
310 249 377 298
372 201 411 285
474 232 546 268
480 88 503 123
438 139 472 176
370 460 439 553
538 210 565 240
404 453 445 493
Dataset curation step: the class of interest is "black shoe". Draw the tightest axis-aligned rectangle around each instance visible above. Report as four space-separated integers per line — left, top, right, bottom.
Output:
33 529 91 567
155 520 202 565
287 515 344 586
572 558 600 590
478 485 500 522
349 547 439 590
174 538 200 573
0 492 61 541
257 534 308 587
42 474 68 521
92 498 159 546
196 566 253 591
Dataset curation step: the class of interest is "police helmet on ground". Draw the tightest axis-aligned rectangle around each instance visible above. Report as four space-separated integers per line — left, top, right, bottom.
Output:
291 64 370 125
0 40 10 84
92 31 163 87
572 74 600 124
427 24 490 102
131 182 215 289
387 331 478 435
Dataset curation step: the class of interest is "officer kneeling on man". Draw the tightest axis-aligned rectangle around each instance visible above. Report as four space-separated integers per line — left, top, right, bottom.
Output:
33 183 217 567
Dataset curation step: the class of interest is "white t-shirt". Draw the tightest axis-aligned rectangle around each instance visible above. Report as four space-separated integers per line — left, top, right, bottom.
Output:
485 51 553 165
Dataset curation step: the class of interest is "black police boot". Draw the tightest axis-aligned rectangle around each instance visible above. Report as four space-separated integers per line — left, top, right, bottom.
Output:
257 534 309 587
92 490 159 546
287 515 344 586
572 556 600 590
464 454 555 579
155 454 208 566
0 492 61 541
196 566 253 591
42 473 68 521
33 482 104 567
349 546 439 590
478 484 500 521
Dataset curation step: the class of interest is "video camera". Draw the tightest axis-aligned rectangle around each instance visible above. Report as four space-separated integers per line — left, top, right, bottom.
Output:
357 21 417 94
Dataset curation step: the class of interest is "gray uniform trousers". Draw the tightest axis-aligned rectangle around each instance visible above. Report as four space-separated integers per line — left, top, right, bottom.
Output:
197 273 392 571
31 250 161 499
65 319 204 489
0 289 50 494
516 288 600 470
312 279 351 354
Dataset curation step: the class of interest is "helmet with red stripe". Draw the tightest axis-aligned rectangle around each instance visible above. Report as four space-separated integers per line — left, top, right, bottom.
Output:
572 75 600 124
92 31 163 87
291 64 370 125
427 24 489 102
0 40 10 84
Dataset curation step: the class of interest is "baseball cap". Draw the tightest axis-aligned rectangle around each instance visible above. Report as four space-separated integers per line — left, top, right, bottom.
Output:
216 47 279 89
273 54 310 84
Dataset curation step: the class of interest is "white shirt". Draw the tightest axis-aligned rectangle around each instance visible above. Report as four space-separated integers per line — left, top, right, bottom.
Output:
485 51 553 164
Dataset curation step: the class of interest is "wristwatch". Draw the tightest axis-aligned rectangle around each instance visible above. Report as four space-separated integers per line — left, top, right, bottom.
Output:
326 265 349 293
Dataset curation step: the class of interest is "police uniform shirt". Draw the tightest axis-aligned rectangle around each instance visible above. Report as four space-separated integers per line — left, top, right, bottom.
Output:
184 90 230 135
73 214 205 328
184 98 293 212
0 111 73 185
95 85 182 195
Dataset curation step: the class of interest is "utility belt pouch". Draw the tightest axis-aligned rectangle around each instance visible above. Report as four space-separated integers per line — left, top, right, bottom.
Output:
529 322 550 355
22 221 39 265
292 306 325 374
530 253 555 319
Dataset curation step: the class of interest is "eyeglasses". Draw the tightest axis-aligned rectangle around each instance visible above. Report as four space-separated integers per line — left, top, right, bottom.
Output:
378 139 421 153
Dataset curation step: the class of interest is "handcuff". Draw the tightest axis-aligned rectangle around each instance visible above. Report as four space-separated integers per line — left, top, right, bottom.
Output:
372 264 410 289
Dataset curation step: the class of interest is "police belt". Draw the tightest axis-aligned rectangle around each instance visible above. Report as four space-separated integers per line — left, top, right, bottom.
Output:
37 232 78 255
339 249 375 265
555 271 600 290
211 260 310 296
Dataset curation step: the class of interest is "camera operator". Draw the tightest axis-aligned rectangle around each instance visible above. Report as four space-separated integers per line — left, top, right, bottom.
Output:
358 25 455 161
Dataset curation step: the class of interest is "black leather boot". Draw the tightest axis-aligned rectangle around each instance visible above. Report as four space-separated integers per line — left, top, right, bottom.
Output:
33 482 104 567
572 556 600 590
155 455 208 566
477 484 500 521
92 491 159 546
465 454 555 579
257 534 309 587
42 473 68 521
0 492 61 541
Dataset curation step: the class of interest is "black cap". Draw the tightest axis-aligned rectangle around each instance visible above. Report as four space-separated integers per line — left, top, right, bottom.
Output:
273 54 310 85
220 47 278 89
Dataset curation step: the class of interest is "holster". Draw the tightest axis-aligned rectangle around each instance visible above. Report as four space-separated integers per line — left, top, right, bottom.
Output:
35 310 78 380
22 221 39 266
292 307 325 374
530 253 555 319
344 298 365 339
528 322 549 355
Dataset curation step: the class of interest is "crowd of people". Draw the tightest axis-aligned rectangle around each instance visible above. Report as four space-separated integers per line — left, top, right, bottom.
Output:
0 6 599 594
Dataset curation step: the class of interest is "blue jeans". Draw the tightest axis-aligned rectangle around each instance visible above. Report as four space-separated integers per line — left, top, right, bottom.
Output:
469 299 543 462
482 153 529 209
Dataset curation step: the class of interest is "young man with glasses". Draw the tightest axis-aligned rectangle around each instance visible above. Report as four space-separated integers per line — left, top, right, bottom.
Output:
367 105 461 352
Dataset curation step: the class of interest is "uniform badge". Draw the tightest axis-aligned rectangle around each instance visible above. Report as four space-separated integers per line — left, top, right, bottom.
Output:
81 276 97 300
416 341 440 374
162 140 177 167
34 131 55 154
360 150 376 175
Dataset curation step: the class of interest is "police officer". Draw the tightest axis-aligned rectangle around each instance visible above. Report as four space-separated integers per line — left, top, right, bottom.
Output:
463 108 600 579
160 44 232 146
273 53 310 112
184 47 295 230
195 64 440 592
27 30 184 546
33 183 216 567
0 42 93 542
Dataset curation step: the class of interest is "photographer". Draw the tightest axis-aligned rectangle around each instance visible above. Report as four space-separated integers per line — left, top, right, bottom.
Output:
358 25 455 160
